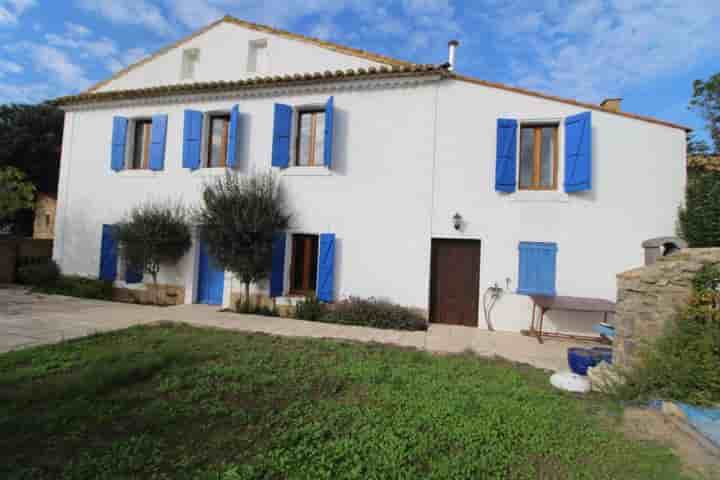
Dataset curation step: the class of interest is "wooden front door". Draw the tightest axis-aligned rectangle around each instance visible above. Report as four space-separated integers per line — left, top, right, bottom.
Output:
430 239 481 326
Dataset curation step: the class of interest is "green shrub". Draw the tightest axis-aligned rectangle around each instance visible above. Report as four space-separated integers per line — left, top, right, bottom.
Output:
617 264 720 405
294 296 327 321
678 169 720 247
17 259 60 286
33 275 114 301
322 297 428 331
235 298 279 317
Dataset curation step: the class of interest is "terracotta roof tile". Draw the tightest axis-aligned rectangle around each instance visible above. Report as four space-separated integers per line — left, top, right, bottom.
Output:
52 64 446 106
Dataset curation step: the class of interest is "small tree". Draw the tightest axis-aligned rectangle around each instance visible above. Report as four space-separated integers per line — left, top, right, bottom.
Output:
690 73 720 153
114 201 192 303
0 166 36 232
195 171 291 309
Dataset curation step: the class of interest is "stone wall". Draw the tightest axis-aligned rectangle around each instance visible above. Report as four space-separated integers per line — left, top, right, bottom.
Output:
614 248 720 367
112 284 185 306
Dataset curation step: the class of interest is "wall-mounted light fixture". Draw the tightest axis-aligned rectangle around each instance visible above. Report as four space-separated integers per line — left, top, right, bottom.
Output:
452 212 463 231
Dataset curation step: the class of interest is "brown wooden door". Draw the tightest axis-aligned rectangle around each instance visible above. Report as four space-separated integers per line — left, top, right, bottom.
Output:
430 239 480 326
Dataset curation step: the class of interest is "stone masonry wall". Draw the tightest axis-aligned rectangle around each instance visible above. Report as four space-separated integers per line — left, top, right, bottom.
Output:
614 248 720 367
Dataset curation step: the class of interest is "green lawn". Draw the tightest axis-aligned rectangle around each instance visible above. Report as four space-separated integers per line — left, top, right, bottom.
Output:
0 323 688 479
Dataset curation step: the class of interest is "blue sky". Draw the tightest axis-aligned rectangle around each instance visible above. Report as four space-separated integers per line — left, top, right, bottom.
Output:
1 0 718 140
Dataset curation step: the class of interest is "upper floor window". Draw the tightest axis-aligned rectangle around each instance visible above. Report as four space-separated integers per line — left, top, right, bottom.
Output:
130 119 152 170
295 109 325 167
207 113 230 168
181 48 199 80
247 39 268 74
519 124 558 190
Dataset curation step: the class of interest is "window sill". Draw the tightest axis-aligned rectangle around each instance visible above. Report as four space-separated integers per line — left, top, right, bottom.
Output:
191 167 232 177
280 166 332 177
509 190 569 203
116 170 161 177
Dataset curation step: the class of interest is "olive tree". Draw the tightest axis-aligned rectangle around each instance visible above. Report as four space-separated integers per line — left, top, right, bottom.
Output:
195 171 291 309
114 201 192 303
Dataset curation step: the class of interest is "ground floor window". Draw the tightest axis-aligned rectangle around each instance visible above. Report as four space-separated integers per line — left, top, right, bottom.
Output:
290 234 318 295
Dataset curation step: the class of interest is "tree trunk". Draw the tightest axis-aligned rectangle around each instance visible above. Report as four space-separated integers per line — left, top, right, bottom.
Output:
152 272 159 305
244 282 251 311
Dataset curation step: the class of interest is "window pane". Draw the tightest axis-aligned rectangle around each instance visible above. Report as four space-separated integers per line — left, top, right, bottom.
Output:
132 121 148 169
209 117 227 168
314 112 325 166
519 128 534 188
297 114 311 166
539 127 555 187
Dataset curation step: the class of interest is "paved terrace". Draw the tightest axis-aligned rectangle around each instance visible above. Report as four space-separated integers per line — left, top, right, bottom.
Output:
1 286 586 371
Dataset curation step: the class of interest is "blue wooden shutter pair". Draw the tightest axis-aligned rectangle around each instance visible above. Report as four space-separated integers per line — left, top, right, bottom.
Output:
271 97 334 168
564 112 592 192
517 242 557 296
183 110 203 169
495 112 591 193
495 119 518 192
111 117 128 171
149 115 167 171
269 233 335 302
99 224 118 281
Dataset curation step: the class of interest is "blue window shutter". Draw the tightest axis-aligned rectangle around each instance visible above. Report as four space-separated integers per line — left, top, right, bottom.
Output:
111 117 128 171
149 114 168 171
270 233 286 297
271 104 292 168
518 242 557 296
125 263 143 284
227 104 240 168
323 96 334 168
317 233 335 302
182 110 203 170
564 111 592 192
99 224 118 281
495 119 518 192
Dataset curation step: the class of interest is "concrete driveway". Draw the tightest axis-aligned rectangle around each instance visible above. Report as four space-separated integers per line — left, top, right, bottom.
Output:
0 286 161 353
0 286 582 371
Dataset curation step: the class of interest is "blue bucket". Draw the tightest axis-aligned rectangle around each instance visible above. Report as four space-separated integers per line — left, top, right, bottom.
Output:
590 347 613 365
568 348 594 376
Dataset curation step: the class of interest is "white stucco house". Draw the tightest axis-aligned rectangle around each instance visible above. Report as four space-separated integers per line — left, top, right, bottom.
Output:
52 15 688 334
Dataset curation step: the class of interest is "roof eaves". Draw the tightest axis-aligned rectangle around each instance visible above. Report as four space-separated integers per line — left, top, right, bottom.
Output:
52 65 447 107
450 73 691 132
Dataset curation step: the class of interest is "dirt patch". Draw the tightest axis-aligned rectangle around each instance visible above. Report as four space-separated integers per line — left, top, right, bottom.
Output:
622 407 720 479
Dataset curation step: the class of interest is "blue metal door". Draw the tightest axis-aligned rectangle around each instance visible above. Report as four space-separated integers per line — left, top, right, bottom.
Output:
197 241 224 305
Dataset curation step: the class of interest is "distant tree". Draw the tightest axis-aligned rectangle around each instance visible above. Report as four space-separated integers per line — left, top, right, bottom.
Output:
0 166 36 233
690 73 720 153
114 201 192 303
687 132 712 156
195 172 291 309
678 168 720 247
0 104 64 194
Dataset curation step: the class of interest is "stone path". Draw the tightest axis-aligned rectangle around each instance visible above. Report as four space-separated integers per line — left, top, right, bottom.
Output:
1 287 586 371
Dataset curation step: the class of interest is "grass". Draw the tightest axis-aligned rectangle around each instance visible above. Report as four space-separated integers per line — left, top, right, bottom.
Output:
0 323 690 479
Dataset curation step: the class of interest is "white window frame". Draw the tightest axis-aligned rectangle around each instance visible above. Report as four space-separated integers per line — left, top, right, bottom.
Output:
124 117 153 170
200 109 232 170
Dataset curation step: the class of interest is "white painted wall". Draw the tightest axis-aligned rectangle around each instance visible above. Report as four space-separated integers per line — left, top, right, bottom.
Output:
432 81 686 333
95 22 388 93
55 75 686 333
54 79 438 312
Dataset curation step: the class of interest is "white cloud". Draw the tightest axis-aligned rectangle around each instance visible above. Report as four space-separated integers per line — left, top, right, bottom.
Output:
65 21 92 37
0 0 36 25
22 43 91 90
0 80 50 104
0 58 21 76
106 47 148 72
485 0 720 102
76 0 175 37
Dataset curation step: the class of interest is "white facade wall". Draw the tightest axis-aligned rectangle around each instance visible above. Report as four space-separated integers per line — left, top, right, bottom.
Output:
95 22 387 93
56 74 686 333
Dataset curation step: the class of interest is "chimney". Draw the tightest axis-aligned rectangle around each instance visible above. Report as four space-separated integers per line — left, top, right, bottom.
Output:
447 40 459 71
600 98 622 112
